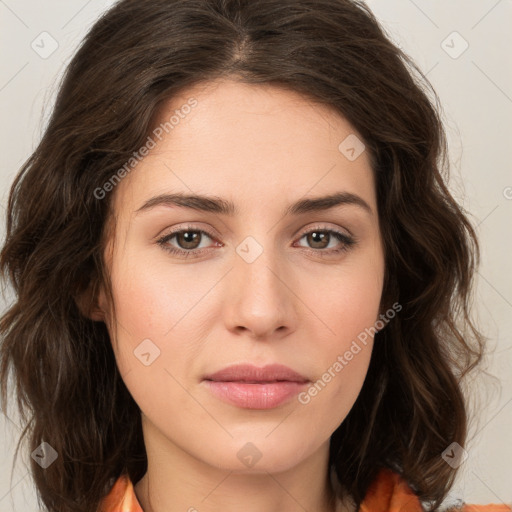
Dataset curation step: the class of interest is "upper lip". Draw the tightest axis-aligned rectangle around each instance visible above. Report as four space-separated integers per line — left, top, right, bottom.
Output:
203 364 309 383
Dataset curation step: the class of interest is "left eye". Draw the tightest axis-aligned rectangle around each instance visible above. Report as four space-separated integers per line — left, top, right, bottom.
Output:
296 229 349 250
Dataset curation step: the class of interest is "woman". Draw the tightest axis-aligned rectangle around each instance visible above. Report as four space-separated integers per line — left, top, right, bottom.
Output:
0 0 509 511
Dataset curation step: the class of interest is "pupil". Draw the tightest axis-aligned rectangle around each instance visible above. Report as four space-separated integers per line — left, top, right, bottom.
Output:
309 231 328 248
179 231 199 248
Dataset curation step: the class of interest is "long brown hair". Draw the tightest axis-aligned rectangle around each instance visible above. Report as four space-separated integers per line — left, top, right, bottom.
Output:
0 0 484 510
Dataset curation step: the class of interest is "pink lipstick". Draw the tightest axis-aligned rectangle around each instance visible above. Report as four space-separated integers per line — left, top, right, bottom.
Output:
203 363 309 409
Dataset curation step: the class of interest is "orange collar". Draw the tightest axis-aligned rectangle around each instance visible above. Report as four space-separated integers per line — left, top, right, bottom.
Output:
98 466 511 512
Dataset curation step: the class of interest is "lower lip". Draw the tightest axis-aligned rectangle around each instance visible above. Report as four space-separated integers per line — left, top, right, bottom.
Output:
204 380 308 409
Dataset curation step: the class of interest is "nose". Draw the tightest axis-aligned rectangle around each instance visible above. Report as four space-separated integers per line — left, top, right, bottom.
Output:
223 241 298 340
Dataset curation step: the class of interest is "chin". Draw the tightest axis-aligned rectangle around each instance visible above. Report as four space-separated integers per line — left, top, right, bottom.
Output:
194 436 318 475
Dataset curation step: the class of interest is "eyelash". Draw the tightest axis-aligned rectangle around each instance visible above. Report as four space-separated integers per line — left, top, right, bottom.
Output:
156 224 357 259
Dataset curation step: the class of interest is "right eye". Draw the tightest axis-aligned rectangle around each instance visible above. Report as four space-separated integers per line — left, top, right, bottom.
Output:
156 226 221 258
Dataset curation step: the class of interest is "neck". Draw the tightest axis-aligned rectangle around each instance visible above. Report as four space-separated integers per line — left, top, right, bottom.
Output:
134 419 352 512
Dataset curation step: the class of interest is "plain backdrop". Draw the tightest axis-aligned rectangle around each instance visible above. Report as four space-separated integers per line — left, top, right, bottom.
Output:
0 0 511 510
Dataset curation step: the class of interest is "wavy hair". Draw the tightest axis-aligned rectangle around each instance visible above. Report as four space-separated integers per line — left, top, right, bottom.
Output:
0 0 484 510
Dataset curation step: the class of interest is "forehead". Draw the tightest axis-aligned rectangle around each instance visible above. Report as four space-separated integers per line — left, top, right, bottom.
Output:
111 79 375 216
152 78 363 155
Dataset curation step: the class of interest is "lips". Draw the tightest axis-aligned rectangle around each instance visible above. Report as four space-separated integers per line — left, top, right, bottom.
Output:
203 364 310 409
203 363 309 384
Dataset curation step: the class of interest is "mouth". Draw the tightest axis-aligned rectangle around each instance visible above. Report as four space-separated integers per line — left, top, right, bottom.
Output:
203 364 310 409
207 379 303 383
203 363 309 383
203 380 309 409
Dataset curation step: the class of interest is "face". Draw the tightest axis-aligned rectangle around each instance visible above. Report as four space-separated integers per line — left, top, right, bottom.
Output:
97 79 385 474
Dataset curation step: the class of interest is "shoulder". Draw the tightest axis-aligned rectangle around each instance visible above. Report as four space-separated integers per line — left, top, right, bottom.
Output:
359 467 511 512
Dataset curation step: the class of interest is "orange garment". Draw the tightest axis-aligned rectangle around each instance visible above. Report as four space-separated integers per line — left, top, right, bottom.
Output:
98 467 511 512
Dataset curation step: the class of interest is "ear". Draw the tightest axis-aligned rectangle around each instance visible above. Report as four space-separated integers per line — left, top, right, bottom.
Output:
74 279 107 322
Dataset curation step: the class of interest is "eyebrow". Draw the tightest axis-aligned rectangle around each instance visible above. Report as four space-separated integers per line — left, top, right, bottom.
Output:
135 191 373 217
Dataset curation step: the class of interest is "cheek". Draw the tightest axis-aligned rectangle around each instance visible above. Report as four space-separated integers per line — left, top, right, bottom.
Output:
108 251 210 341
309 257 383 341
296 254 382 421
296 322 375 437
105 257 201 424
105 250 223 408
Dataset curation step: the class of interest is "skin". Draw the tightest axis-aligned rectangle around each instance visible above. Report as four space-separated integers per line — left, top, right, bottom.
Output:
91 79 385 512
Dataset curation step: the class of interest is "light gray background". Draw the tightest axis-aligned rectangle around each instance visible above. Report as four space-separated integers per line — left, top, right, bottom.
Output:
0 0 511 510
